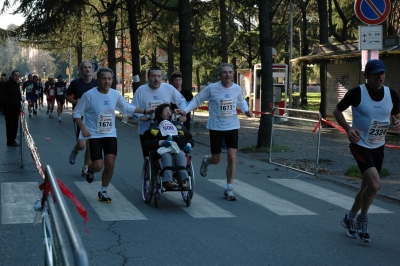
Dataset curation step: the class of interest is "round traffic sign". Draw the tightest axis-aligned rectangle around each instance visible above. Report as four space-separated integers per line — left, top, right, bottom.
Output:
92 62 99 72
354 0 391 25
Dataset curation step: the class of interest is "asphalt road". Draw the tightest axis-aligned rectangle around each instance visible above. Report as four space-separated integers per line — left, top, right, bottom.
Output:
1 107 400 266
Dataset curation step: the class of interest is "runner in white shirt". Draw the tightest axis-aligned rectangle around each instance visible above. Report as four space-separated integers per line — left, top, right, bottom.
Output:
130 66 187 157
176 63 253 201
73 67 152 203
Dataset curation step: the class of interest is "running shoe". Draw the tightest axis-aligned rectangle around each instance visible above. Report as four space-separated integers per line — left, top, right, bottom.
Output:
356 216 370 243
81 166 88 177
46 109 49 115
98 191 112 203
200 155 209 177
69 148 78 165
49 113 53 118
33 109 37 115
29 113 31 117
58 116 61 122
224 188 236 201
86 169 94 183
341 214 356 238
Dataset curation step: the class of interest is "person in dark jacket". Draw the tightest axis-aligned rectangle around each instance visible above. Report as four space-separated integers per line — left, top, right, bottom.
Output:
0 73 7 115
1 70 22 146
170 71 194 131
142 103 194 189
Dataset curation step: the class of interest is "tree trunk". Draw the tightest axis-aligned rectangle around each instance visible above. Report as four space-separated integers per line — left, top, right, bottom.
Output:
220 0 228 63
257 0 273 148
179 0 193 90
126 0 142 93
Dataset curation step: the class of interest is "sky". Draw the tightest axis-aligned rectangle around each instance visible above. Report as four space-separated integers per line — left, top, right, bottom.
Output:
0 2 25 29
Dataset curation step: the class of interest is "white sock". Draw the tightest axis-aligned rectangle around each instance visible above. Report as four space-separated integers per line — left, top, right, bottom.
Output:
101 186 107 193
226 183 232 190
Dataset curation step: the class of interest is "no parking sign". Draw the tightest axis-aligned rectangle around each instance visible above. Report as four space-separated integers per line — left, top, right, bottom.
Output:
354 0 391 25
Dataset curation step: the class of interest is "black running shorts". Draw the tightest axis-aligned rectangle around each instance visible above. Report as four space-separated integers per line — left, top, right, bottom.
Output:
209 129 238 154
88 137 118 161
349 143 384 174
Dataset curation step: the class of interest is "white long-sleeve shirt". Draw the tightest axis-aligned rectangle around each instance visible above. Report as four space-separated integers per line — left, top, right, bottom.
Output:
73 87 137 139
130 83 187 134
184 81 249 130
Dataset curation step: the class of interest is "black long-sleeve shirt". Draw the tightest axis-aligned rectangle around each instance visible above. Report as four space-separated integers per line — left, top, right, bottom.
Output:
1 77 21 109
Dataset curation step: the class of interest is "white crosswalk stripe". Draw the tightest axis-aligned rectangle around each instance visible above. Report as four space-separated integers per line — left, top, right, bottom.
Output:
1 182 42 224
2 178 395 224
162 192 235 218
270 179 393 214
75 181 147 221
209 179 318 215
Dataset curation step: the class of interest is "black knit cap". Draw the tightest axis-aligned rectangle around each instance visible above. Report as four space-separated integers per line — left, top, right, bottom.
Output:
170 71 182 82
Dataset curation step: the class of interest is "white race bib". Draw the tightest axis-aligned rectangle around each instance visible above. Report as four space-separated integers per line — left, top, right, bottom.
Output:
218 98 233 116
97 114 113 133
26 85 33 93
159 120 178 136
365 119 389 145
56 87 64 95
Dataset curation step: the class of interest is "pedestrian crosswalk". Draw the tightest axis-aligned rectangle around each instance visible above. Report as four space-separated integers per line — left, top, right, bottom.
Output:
1 178 394 224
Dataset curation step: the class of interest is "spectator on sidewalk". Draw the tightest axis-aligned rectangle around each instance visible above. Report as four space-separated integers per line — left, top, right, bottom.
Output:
0 70 22 146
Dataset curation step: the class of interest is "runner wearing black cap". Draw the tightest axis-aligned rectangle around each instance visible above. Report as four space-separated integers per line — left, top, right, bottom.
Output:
334 59 400 243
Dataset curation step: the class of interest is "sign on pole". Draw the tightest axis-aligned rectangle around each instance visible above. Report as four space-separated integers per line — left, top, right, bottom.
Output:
359 25 383 50
354 0 391 25
92 62 99 72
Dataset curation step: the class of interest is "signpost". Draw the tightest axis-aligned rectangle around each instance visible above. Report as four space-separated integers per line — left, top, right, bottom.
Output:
92 62 99 72
354 0 391 67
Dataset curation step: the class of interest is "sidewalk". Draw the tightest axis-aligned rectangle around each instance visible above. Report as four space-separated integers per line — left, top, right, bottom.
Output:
121 111 400 202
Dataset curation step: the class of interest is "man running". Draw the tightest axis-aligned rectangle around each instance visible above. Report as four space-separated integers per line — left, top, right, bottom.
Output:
333 59 400 243
37 77 45 110
66 60 98 176
55 75 67 122
23 74 39 117
44 78 56 117
73 67 151 202
176 63 253 201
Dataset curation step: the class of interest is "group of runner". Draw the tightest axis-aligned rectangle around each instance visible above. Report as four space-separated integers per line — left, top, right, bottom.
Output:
68 62 251 204
21 73 68 122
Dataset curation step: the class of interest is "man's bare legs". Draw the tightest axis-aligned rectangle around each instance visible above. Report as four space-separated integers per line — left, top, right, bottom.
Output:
350 167 380 215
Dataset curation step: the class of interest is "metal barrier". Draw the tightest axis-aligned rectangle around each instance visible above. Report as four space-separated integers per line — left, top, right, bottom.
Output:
269 108 321 175
34 165 89 266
